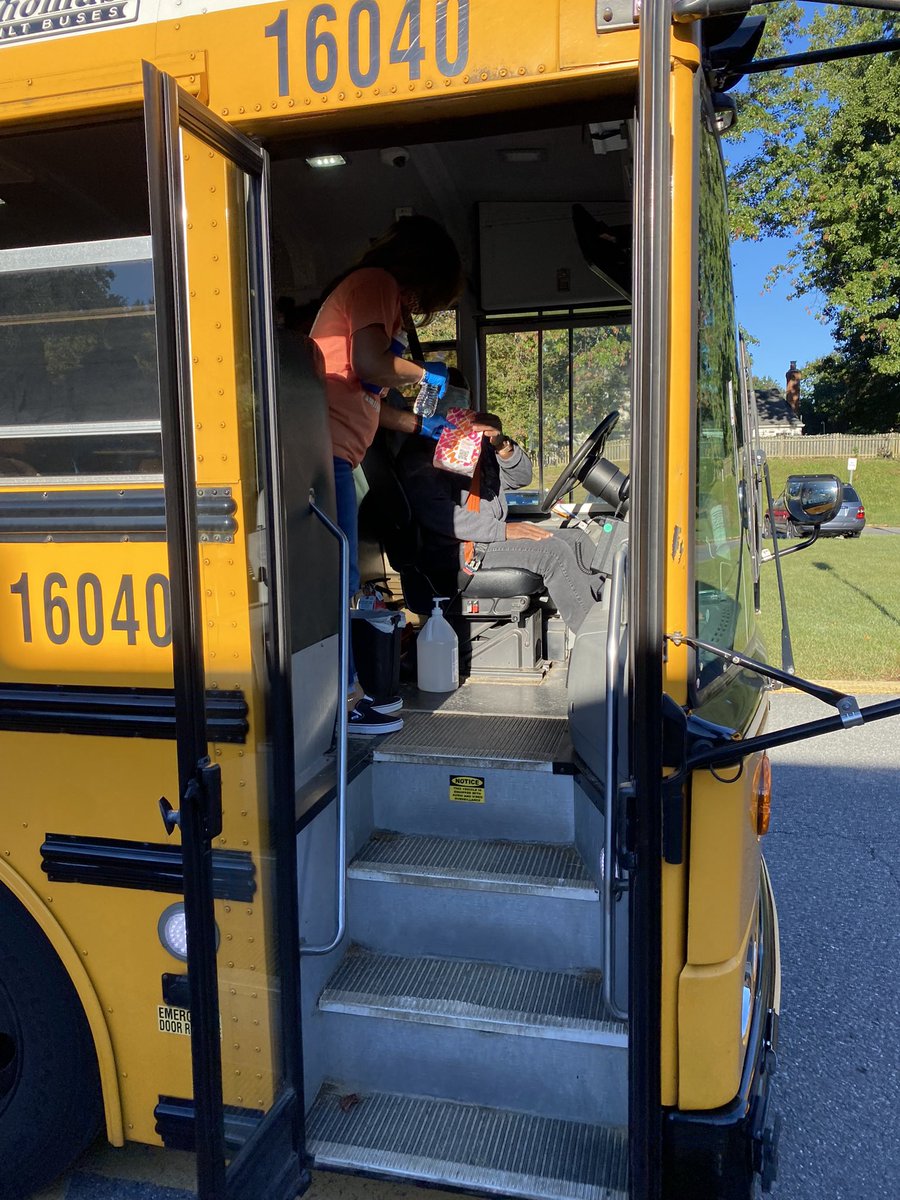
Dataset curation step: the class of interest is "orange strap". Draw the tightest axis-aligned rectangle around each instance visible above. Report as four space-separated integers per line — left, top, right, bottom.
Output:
462 457 483 574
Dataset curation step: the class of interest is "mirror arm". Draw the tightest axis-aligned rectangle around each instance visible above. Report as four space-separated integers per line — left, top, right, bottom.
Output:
756 452 796 673
761 528 820 560
684 696 900 774
667 631 864 724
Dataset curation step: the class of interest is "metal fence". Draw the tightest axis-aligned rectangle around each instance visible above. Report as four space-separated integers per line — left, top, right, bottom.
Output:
759 433 899 459
602 433 898 462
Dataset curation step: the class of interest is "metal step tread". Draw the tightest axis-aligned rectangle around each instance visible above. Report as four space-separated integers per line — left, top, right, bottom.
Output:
319 947 627 1044
373 710 572 771
349 831 598 899
307 1084 629 1200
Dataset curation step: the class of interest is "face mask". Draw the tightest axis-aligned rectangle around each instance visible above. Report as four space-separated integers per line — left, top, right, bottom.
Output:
444 384 471 410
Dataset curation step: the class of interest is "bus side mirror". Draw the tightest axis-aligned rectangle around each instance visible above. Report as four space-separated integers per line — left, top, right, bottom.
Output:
784 474 842 526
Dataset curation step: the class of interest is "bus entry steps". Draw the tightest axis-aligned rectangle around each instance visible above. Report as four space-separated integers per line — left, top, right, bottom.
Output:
307 1085 629 1200
315 947 627 1122
372 710 572 771
319 946 627 1044
347 832 602 970
349 831 597 898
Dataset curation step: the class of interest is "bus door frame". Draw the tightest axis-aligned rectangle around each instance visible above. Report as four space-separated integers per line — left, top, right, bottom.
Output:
143 62 306 1200
630 0 673 1196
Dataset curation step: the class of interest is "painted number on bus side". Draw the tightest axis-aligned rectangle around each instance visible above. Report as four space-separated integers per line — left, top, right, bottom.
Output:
264 0 470 98
9 572 172 649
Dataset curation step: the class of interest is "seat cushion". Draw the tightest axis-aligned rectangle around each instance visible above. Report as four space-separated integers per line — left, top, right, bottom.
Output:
462 567 544 599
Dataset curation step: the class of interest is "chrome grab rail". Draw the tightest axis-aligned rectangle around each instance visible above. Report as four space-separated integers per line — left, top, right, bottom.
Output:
603 543 629 1019
302 490 350 956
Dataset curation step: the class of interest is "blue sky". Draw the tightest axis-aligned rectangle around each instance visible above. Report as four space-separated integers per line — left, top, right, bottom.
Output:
731 236 834 385
725 9 838 387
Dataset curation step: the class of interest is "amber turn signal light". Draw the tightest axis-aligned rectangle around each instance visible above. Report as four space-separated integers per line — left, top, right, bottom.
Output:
753 753 772 837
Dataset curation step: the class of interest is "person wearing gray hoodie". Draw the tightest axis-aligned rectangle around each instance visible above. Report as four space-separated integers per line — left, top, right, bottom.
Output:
396 421 602 632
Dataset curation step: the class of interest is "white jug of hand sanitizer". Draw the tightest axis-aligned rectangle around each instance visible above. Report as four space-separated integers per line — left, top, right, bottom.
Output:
417 598 459 692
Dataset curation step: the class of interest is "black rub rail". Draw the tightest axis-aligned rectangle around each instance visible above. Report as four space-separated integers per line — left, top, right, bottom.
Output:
42 834 256 902
0 683 248 742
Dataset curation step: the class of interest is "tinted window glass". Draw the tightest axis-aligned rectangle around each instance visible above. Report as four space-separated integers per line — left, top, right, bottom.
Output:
842 485 860 502
694 119 754 687
0 242 160 480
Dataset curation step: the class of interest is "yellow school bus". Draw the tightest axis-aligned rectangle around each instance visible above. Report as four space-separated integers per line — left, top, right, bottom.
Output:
2 2 897 1199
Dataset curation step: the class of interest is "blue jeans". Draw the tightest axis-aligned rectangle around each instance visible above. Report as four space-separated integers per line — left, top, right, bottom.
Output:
333 457 360 688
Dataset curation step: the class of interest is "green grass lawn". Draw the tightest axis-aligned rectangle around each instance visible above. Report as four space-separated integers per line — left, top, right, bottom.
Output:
756 535 900 681
536 449 899 679
542 454 899 521
765 457 900 526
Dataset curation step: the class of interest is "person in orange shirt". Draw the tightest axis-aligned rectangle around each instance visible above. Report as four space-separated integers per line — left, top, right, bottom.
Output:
311 215 488 734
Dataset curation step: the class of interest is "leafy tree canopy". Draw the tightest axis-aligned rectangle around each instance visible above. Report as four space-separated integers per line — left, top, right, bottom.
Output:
726 5 900 430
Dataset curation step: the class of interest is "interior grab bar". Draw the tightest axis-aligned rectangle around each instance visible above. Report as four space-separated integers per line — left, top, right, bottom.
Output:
302 490 350 956
604 543 629 1020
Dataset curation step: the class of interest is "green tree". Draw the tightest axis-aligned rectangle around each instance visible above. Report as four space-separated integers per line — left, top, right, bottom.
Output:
726 5 900 430
485 326 631 461
484 330 542 451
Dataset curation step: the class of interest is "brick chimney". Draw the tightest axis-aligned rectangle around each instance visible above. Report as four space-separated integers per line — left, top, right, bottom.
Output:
785 360 801 413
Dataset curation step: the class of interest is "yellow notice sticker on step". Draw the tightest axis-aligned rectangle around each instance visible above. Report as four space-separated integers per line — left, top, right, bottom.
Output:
449 775 485 804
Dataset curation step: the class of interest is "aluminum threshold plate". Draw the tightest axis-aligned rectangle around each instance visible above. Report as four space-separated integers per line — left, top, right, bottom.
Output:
350 831 598 900
308 1085 629 1200
374 711 572 770
320 947 627 1045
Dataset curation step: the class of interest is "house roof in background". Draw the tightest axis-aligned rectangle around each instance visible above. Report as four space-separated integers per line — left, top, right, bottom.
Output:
754 385 803 430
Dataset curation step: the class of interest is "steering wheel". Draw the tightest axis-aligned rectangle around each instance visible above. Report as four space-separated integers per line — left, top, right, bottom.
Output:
540 411 620 513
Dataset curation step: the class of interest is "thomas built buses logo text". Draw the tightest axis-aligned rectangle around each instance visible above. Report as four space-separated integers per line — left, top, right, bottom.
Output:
0 0 139 43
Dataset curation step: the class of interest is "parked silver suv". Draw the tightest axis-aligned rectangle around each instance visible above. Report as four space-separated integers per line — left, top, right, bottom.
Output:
812 483 866 537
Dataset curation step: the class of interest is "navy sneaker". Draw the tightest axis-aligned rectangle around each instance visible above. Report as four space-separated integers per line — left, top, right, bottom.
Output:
365 694 403 714
348 697 404 736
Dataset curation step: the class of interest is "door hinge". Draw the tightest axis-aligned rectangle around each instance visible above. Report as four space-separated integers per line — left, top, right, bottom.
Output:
617 780 638 873
661 774 685 865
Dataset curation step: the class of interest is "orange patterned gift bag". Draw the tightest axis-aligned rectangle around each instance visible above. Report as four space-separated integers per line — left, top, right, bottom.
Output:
432 407 483 477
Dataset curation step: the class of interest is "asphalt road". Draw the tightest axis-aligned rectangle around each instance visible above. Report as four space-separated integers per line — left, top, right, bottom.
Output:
763 691 900 1200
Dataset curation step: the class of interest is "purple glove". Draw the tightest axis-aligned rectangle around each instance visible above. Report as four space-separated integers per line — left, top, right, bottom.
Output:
418 413 453 440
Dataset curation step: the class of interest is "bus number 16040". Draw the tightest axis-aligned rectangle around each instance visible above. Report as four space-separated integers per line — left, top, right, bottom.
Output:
9 571 172 649
265 0 470 99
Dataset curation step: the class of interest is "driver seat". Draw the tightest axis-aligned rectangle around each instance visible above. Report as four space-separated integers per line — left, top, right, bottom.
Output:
358 433 547 674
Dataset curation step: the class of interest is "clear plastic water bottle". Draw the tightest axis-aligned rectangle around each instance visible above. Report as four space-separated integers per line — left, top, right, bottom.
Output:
413 374 441 418
417 598 459 692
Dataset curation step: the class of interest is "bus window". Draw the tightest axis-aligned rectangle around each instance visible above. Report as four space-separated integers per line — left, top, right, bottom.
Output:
483 327 540 460
417 308 458 369
694 117 754 690
0 242 160 482
483 321 630 504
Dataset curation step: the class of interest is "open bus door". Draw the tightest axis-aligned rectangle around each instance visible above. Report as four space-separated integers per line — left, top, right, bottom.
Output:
143 63 307 1200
